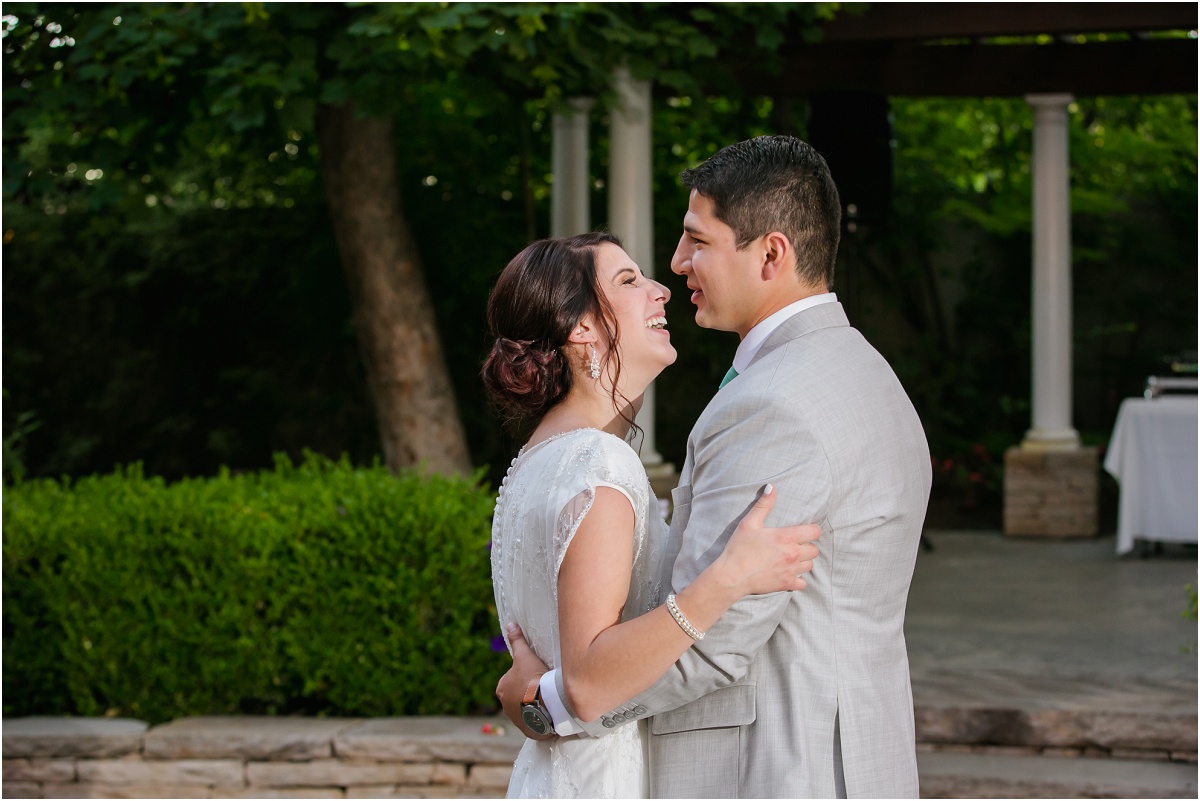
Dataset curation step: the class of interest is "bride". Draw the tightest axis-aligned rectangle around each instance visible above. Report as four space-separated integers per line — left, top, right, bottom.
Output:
482 232 819 798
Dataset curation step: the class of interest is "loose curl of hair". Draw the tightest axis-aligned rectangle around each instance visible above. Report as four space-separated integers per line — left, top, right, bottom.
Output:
481 232 634 430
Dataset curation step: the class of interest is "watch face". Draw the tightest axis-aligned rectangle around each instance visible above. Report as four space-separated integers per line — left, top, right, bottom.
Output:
521 705 551 735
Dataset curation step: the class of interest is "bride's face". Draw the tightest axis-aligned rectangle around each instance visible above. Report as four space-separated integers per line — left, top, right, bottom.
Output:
591 243 676 385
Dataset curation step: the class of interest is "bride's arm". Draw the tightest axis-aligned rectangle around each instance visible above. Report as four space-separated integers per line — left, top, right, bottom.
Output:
557 485 810 723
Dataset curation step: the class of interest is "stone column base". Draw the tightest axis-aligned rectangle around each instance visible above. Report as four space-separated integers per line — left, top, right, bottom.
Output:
1003 446 1098 537
645 461 678 497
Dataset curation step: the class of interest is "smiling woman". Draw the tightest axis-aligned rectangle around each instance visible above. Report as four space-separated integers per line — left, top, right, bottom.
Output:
588 241 676 399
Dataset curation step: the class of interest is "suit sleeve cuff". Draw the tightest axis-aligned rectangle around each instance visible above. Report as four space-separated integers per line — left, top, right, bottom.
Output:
540 670 583 736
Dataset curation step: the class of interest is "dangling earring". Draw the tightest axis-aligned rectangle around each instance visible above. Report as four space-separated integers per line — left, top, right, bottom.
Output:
589 344 600 380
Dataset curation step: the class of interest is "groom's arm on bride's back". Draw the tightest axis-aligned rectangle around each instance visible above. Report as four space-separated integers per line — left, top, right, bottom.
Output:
495 481 803 739
573 392 831 736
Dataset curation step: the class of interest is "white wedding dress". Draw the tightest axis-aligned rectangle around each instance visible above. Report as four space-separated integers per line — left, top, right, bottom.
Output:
491 428 670 799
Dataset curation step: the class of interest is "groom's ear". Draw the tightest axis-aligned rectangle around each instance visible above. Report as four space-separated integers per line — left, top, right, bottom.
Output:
760 231 793 281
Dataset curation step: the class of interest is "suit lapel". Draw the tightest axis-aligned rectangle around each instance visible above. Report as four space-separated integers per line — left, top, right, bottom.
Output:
677 301 851 490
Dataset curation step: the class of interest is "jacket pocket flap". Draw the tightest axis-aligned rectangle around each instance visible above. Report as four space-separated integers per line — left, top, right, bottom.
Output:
670 483 693 508
649 683 756 734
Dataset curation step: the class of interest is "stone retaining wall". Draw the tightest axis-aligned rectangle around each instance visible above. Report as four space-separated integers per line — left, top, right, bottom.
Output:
5 712 1195 798
2 716 521 799
914 702 1198 758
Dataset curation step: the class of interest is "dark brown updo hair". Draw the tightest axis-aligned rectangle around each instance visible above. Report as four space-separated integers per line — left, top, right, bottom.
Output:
481 232 623 423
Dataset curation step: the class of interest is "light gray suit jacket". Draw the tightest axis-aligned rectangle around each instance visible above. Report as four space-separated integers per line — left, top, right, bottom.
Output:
567 302 931 798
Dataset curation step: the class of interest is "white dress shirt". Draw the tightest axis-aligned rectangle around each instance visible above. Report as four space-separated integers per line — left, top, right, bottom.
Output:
538 292 839 734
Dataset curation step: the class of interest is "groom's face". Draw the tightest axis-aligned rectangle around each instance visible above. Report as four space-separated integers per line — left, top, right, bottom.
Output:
671 190 764 339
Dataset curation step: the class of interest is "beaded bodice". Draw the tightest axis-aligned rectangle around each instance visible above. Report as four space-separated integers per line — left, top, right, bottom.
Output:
491 428 668 671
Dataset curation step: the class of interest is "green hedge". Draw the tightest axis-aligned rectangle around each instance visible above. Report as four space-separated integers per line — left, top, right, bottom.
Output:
2 453 507 723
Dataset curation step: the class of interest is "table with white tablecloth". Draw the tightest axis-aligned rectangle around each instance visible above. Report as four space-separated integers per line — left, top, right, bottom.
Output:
1103 395 1198 555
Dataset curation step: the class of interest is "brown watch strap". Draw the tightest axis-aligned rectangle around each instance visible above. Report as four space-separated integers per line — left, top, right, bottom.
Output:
522 673 545 705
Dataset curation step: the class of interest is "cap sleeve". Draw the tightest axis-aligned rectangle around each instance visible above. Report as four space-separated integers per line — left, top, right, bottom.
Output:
550 432 652 589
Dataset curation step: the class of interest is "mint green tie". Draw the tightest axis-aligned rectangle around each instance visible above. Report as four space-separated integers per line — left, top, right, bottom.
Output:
719 366 739 389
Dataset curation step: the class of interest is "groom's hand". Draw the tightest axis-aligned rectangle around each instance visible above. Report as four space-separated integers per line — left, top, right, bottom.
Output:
496 623 554 740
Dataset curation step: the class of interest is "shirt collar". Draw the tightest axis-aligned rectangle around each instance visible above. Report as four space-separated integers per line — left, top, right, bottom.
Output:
732 293 838 373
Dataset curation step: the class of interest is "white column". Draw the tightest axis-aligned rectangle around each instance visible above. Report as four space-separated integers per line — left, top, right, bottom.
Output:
609 66 672 479
550 98 594 237
1023 93 1080 450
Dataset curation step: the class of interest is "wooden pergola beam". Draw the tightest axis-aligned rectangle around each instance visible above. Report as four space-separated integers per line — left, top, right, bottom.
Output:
815 2 1197 42
754 37 1197 97
668 3 1199 99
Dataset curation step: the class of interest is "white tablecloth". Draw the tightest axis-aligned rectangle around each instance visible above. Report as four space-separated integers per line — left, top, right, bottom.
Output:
1103 396 1198 555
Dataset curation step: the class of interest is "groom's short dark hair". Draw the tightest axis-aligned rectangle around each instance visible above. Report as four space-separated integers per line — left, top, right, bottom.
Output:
681 135 841 290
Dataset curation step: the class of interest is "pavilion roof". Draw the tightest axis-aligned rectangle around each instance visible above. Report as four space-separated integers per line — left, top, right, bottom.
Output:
736 2 1197 97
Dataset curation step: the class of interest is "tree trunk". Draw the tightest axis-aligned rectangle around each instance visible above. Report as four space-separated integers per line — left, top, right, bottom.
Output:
316 102 472 475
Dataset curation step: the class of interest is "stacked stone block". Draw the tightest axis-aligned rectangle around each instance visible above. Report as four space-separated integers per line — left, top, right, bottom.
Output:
2 716 520 799
1003 446 1099 537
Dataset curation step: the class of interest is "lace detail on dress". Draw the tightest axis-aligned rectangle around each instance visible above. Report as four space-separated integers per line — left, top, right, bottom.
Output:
491 428 670 798
506 724 646 799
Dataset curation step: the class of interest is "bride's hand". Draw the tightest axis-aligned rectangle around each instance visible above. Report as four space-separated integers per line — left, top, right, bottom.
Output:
714 484 819 596
496 623 555 740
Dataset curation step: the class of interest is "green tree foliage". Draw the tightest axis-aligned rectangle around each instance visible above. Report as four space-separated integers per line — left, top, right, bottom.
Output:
2 2 838 482
2 2 838 480
3 2 838 212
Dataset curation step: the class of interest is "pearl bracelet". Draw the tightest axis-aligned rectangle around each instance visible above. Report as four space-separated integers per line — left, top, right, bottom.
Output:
666 594 706 641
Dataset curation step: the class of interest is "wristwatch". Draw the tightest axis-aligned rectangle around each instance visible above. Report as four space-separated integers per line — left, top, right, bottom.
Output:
520 673 553 736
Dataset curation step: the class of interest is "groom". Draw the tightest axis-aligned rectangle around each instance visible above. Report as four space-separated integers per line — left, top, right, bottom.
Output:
498 135 931 798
